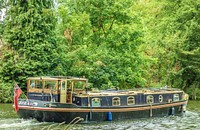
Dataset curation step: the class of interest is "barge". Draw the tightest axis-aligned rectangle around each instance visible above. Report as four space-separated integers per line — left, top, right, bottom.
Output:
14 76 188 123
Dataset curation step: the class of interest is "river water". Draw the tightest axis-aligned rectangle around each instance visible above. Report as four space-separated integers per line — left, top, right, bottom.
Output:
0 101 200 130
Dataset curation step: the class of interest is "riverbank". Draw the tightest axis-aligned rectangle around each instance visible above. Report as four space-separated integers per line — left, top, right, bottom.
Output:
0 100 200 130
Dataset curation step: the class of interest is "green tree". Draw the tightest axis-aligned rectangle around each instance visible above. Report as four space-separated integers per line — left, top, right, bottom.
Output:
57 0 147 89
169 0 200 99
0 0 59 88
135 0 200 99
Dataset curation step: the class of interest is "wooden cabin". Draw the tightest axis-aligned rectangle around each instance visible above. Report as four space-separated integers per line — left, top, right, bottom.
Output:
27 76 87 104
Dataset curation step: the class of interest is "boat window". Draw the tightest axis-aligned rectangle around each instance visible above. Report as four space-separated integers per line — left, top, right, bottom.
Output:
159 95 163 102
127 96 135 105
30 80 35 88
92 98 101 107
112 97 120 106
146 95 154 104
44 80 57 90
30 80 42 89
173 94 179 101
62 81 66 90
67 81 72 90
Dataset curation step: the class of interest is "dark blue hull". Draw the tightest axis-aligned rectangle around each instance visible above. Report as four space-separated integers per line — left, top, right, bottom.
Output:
17 99 187 123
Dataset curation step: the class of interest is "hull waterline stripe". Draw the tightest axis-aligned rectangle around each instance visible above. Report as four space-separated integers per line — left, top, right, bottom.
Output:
18 101 187 113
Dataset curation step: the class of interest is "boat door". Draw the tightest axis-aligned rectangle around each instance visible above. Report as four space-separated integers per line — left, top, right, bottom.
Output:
67 80 72 103
60 80 67 103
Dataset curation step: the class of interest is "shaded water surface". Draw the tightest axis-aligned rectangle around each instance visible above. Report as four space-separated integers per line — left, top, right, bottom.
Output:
0 101 200 130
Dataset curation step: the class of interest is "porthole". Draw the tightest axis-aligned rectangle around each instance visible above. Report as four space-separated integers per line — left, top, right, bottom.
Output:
92 98 101 107
127 96 135 105
112 97 120 106
159 95 163 102
173 94 179 101
147 95 154 104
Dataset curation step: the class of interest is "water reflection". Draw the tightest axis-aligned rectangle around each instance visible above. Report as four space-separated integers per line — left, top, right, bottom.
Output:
0 101 200 130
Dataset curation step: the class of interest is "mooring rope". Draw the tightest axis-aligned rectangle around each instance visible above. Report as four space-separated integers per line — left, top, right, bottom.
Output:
47 123 59 130
64 117 81 130
41 117 83 130
64 117 84 130
41 121 65 130
52 121 66 130
57 121 66 127
41 123 57 130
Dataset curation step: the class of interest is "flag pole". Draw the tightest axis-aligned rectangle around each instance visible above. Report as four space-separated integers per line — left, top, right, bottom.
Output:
14 81 28 99
14 81 22 112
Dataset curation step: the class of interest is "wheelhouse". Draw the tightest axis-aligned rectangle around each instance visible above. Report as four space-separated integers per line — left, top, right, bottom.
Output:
27 76 88 103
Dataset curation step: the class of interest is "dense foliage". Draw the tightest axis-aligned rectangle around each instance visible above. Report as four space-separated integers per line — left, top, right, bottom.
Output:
57 0 147 89
0 0 199 102
1 0 58 85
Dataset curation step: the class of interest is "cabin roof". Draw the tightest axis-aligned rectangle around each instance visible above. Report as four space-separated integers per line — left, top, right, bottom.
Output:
82 88 183 97
27 76 87 81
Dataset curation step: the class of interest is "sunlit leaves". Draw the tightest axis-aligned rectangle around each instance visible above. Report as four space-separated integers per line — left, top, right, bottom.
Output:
57 0 147 89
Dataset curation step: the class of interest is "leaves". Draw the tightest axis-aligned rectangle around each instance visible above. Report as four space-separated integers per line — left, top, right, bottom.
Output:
0 0 200 102
1 0 59 88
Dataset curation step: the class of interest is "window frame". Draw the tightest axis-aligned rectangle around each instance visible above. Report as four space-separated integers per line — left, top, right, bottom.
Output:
127 96 135 105
159 95 163 102
146 95 154 104
112 97 120 106
92 98 101 107
173 94 179 101
29 80 43 89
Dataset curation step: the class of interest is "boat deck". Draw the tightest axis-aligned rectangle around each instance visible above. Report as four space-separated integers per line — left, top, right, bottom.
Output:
77 88 183 97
